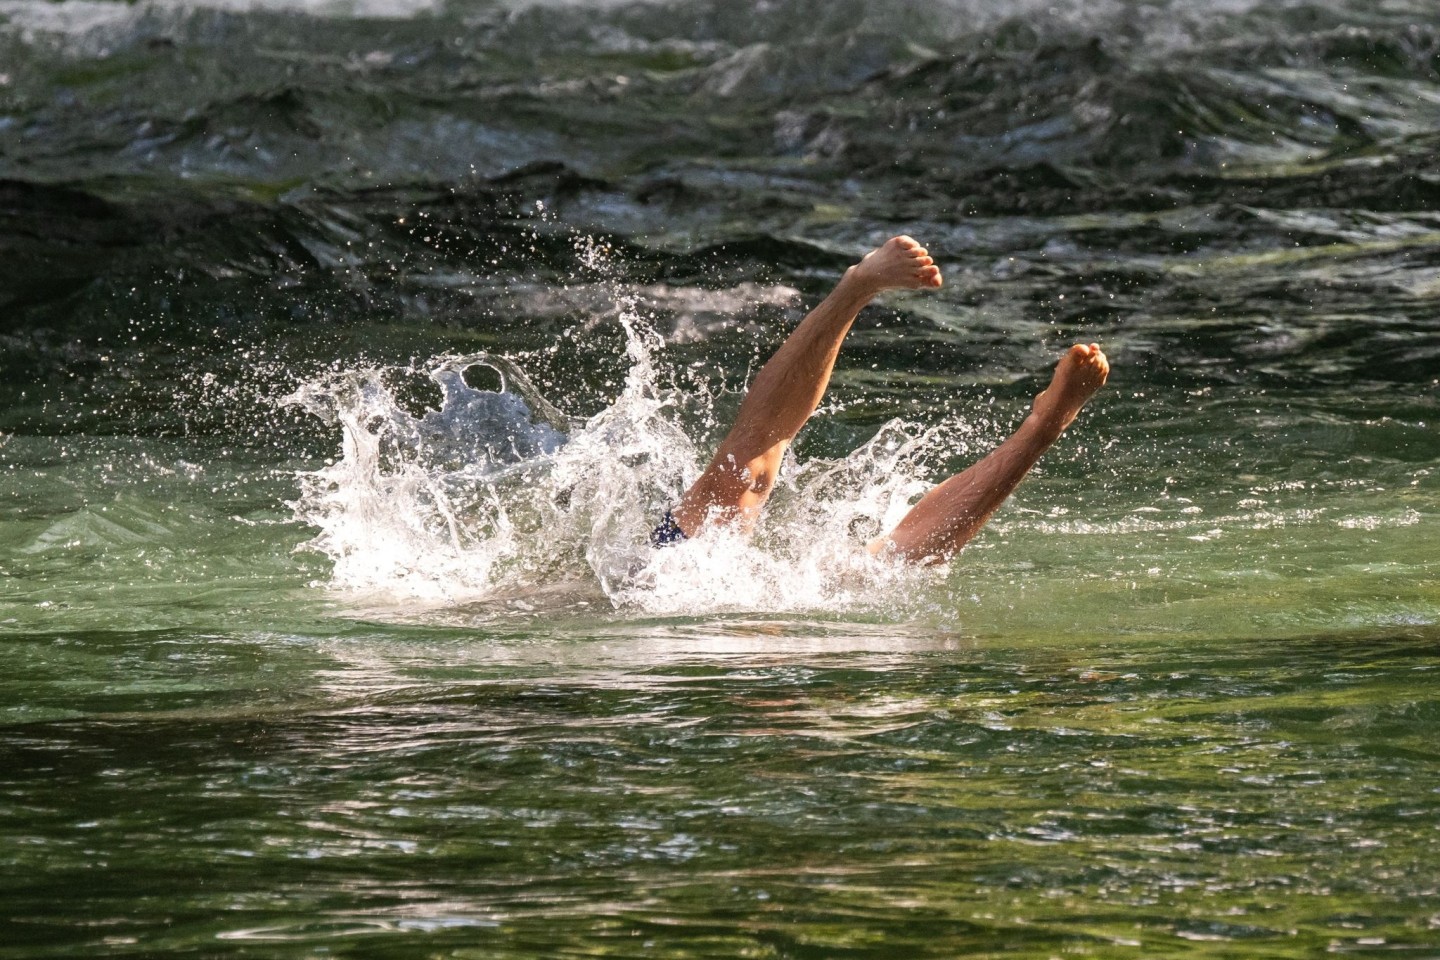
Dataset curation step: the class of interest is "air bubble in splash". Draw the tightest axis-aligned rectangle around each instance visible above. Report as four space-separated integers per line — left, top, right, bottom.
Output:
286 311 954 617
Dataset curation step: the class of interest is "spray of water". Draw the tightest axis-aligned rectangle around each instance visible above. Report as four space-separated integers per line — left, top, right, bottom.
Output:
284 291 955 617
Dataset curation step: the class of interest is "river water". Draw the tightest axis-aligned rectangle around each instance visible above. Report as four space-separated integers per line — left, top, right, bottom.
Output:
2 0 1439 956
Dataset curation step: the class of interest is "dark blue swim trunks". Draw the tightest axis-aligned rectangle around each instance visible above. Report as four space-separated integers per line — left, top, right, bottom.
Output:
650 511 687 547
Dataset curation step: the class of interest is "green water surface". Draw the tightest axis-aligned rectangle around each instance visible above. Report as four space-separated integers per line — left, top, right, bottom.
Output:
4 0 1440 955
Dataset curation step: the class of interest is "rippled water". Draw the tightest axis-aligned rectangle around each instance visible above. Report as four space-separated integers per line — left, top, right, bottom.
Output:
2 0 1439 955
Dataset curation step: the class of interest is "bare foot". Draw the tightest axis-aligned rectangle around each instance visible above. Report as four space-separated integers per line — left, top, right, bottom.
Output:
843 235 943 299
1030 343 1109 437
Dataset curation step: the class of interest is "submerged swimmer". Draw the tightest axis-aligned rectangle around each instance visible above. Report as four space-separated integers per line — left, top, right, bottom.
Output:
653 236 1109 563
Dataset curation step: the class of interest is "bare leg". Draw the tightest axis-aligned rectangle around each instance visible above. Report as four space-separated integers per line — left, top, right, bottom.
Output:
670 236 943 537
873 343 1110 564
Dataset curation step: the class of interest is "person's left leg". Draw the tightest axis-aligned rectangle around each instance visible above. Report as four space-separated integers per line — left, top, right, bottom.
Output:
871 343 1109 564
667 236 943 538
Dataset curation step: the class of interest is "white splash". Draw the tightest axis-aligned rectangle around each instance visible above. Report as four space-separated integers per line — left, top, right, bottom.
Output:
286 312 951 617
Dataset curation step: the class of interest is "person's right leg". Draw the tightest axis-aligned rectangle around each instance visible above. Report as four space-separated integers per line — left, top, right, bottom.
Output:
668 236 942 538
873 343 1109 564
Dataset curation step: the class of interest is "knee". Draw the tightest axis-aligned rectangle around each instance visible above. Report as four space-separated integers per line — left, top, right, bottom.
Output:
722 450 781 497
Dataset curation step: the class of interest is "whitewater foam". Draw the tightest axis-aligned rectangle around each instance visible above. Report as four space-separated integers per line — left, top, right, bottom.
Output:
285 306 953 618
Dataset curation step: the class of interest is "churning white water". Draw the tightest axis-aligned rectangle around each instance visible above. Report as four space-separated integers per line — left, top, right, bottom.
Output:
285 306 953 617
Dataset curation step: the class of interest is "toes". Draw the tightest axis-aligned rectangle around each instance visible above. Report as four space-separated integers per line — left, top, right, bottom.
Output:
917 265 943 287
884 235 935 261
1072 344 1110 382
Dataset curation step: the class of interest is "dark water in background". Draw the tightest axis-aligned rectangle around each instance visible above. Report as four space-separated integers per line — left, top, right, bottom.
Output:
3 0 1440 956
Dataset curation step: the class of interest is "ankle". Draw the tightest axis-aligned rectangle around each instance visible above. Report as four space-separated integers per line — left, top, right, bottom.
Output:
1022 409 1067 444
835 266 877 307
